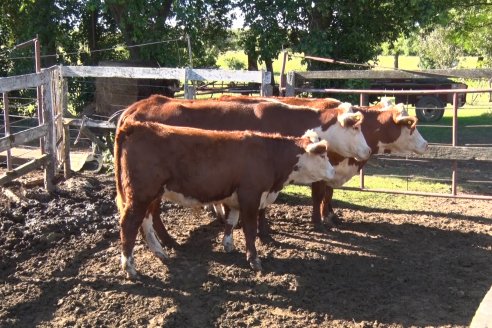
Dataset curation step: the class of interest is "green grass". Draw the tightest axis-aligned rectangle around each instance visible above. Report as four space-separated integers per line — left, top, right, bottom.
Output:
412 106 492 145
280 182 447 212
216 51 307 74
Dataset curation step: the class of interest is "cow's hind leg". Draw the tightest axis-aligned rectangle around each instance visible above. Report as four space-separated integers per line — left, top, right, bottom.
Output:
141 212 169 263
147 199 179 249
120 205 146 280
257 208 274 244
222 207 238 252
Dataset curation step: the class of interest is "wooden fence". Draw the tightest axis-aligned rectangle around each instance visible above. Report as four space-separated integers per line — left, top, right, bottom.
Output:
1 65 491 200
0 67 58 191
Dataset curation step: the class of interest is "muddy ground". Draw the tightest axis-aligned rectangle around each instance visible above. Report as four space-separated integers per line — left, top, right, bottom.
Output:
0 171 491 328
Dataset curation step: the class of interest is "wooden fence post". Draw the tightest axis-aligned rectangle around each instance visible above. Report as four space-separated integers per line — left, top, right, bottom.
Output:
260 70 273 96
285 71 296 96
2 92 12 170
42 70 56 192
61 78 71 178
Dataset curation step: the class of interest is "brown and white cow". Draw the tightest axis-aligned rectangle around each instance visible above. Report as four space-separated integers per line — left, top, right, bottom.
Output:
115 121 335 278
117 95 370 246
312 102 428 226
218 96 427 237
118 95 370 161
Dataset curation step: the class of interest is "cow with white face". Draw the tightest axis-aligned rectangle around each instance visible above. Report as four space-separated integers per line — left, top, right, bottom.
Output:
115 95 370 248
309 101 428 227
114 121 335 278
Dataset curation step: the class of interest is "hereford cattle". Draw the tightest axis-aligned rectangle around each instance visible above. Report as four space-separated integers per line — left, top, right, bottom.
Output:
313 102 428 226
115 121 335 278
117 95 370 248
218 97 427 239
118 95 370 161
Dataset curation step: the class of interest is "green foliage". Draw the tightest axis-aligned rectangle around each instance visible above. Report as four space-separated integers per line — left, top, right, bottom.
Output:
224 57 246 70
417 26 463 69
446 3 492 65
294 0 455 71
381 33 420 56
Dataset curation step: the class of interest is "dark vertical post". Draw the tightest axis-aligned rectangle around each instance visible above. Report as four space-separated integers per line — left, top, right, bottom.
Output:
35 37 45 153
43 71 55 192
359 93 369 189
3 93 12 170
61 79 71 178
452 92 458 196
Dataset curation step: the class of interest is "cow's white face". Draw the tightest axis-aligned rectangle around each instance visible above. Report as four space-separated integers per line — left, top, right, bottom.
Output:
315 122 371 161
325 158 359 188
377 104 428 155
377 126 428 154
288 146 335 185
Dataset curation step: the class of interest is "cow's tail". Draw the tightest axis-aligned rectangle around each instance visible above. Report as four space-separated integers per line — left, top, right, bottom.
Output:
114 124 128 216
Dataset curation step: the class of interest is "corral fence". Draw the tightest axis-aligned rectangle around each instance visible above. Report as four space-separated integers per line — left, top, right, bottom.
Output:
1 65 492 201
0 67 60 191
285 69 492 200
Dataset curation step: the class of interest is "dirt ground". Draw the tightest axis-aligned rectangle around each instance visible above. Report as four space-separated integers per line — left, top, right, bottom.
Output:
0 171 491 328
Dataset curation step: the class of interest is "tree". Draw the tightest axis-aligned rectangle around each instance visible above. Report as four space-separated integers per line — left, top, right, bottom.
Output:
417 26 463 69
103 0 234 67
293 0 455 71
446 2 492 66
236 0 301 85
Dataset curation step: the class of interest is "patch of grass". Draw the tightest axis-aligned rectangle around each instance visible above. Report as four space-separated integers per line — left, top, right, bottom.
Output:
280 183 437 212
216 51 306 74
374 55 481 70
412 106 492 145
281 173 451 213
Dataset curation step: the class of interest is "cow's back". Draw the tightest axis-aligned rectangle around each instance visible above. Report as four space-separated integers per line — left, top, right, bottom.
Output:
117 122 303 205
120 95 330 138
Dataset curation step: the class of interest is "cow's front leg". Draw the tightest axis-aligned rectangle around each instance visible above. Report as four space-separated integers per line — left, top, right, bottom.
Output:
222 208 239 252
239 206 261 271
321 186 342 226
257 208 274 244
311 181 327 231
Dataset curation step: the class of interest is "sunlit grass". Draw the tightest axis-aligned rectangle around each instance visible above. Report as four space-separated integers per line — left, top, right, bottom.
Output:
216 51 306 73
281 173 451 212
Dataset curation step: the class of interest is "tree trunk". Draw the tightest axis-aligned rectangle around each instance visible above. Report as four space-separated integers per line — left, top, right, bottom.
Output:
107 3 140 61
264 57 275 86
247 52 259 71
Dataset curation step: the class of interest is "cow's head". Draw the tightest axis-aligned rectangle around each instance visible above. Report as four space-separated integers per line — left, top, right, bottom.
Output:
289 130 336 184
315 103 372 161
377 103 428 154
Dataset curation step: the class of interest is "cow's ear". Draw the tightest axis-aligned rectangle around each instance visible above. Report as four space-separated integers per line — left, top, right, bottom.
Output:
339 111 364 128
394 114 418 129
306 140 328 154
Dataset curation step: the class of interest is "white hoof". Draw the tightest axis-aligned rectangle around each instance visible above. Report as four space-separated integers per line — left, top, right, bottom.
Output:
121 254 138 280
249 257 262 271
222 234 235 253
